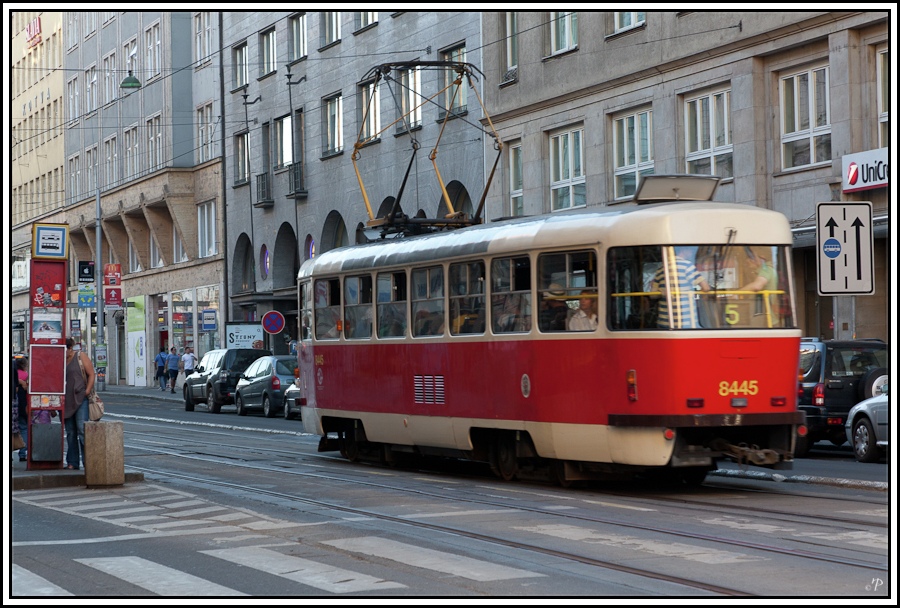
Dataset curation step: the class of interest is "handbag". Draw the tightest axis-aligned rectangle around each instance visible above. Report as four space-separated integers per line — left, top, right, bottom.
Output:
12 432 25 451
76 352 105 421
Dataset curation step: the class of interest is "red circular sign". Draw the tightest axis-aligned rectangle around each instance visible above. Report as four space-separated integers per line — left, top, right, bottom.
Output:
262 310 286 335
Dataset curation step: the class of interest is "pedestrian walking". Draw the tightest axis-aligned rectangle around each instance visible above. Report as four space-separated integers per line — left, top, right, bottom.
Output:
165 347 180 393
154 347 167 391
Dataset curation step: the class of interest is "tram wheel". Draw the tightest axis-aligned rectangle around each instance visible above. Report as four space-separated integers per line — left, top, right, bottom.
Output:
489 434 518 481
676 466 709 487
550 460 573 488
341 431 360 462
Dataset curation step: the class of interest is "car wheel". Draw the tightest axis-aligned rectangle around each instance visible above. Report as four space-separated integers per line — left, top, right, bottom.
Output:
183 385 194 412
263 395 275 418
235 394 246 416
859 368 888 400
206 386 222 414
283 398 294 420
852 417 880 462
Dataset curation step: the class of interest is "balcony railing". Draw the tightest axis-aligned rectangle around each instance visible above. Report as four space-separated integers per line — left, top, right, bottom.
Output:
254 172 274 207
287 162 307 200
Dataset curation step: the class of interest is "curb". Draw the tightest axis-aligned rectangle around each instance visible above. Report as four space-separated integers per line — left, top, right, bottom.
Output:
708 468 887 492
13 471 145 492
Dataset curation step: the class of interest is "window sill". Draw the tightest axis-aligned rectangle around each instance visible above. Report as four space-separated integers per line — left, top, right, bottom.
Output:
541 46 578 63
605 22 646 42
232 179 250 189
230 84 249 95
320 149 344 160
317 39 341 53
773 161 832 178
257 70 276 82
353 22 378 36
394 124 422 137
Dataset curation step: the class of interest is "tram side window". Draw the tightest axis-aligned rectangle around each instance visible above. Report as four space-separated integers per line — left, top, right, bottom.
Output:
314 278 341 340
491 256 531 333
449 261 485 335
377 271 407 338
344 275 373 339
411 266 445 337
537 250 597 332
299 281 312 341
607 246 661 330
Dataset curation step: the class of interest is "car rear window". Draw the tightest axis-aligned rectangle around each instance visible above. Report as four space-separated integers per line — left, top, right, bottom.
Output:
275 359 296 375
831 346 887 378
229 349 271 371
799 348 821 381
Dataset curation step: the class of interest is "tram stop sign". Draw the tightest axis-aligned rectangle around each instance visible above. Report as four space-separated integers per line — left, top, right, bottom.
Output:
816 202 874 296
262 310 286 335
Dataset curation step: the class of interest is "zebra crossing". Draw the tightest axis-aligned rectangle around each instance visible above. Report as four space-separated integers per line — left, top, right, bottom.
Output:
11 484 543 596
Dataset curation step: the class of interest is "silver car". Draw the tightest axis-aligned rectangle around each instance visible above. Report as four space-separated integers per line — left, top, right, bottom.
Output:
845 388 889 462
234 355 298 418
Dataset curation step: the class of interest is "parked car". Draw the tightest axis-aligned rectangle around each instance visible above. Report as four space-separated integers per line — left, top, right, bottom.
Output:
796 338 888 457
282 378 303 420
845 388 889 462
234 355 298 417
183 348 271 413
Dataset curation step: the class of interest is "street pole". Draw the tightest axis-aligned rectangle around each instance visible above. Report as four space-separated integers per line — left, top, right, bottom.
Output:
95 92 106 390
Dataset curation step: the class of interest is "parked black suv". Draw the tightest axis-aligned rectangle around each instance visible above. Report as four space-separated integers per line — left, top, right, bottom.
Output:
796 338 888 456
183 348 271 413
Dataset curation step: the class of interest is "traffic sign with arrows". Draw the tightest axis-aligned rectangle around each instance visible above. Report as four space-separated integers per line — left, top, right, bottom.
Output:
816 202 874 295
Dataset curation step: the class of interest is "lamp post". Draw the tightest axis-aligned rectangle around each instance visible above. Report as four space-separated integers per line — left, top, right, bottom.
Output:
95 70 141 391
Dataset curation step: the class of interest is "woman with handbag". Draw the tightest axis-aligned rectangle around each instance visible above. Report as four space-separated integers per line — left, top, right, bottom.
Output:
63 338 95 470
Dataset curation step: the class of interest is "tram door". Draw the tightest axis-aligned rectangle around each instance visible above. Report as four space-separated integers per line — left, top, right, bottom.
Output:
297 281 318 434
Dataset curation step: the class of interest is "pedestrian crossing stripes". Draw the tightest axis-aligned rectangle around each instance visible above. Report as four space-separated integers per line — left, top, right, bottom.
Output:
13 535 538 596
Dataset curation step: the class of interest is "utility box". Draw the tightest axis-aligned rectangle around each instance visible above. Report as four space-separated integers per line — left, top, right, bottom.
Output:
84 421 124 486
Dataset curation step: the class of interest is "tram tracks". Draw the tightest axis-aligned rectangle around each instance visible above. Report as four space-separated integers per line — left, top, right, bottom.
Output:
123 431 888 584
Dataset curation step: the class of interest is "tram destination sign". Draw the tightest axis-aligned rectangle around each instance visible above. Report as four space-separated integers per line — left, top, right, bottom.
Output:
816 202 874 296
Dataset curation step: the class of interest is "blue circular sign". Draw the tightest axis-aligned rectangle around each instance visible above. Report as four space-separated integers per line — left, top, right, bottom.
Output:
822 238 842 259
262 310 286 335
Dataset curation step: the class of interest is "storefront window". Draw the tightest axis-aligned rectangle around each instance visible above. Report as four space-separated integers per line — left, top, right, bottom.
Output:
196 285 220 356
171 289 193 353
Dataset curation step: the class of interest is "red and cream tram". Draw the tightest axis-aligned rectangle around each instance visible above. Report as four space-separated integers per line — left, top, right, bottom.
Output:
295 175 805 485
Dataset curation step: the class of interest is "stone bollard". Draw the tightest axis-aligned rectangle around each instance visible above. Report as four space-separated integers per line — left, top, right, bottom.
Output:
84 421 125 486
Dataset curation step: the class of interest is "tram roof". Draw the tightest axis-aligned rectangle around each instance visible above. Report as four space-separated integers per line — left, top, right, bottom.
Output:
298 201 792 278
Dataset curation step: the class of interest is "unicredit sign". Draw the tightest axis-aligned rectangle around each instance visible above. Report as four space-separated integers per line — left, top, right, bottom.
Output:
842 148 888 193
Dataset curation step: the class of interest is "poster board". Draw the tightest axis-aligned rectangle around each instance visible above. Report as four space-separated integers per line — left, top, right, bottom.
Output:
29 344 67 395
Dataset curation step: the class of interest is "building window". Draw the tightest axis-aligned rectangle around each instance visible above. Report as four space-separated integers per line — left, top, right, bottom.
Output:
399 67 421 130
550 12 577 54
150 235 164 268
442 45 467 117
358 81 380 142
780 65 831 169
614 12 645 33
323 12 341 46
85 66 97 113
233 42 248 88
124 126 139 178
145 22 161 78
68 155 80 204
147 115 162 171
550 128 585 211
104 135 117 187
83 12 96 38
173 228 187 263
198 201 217 257
323 94 343 155
129 240 142 273
614 109 653 199
509 143 523 216
102 12 115 25
685 89 732 178
259 245 269 279
877 48 889 147
194 12 211 62
274 114 293 168
357 12 377 30
66 13 78 49
504 13 518 81
124 38 138 75
234 132 250 183
84 145 97 193
103 52 116 104
66 76 78 124
289 13 307 61
260 28 276 76
197 103 214 163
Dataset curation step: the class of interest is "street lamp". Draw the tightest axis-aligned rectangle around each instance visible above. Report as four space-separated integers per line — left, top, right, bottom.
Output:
95 70 141 391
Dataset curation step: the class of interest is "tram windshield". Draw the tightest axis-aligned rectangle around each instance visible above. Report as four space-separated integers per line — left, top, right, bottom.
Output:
607 244 795 330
